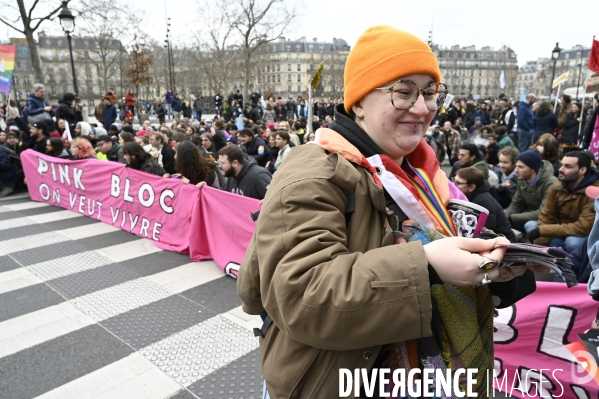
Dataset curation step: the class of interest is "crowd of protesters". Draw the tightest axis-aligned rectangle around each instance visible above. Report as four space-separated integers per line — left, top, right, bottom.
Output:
425 92 599 282
0 83 339 202
2 80 599 283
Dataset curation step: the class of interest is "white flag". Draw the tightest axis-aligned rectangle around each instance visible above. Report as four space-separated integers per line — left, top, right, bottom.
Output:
499 70 505 90
63 122 73 142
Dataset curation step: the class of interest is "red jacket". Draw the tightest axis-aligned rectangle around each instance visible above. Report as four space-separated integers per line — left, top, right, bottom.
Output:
125 93 136 107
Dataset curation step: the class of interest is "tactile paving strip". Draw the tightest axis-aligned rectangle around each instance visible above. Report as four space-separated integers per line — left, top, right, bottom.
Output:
11 239 93 266
102 295 214 349
0 231 71 254
0 210 32 222
46 262 141 299
71 278 174 322
141 315 259 387
27 251 114 281
0 206 11 213
187 348 263 399
0 223 50 241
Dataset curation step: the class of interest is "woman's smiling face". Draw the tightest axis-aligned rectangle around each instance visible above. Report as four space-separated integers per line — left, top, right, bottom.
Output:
351 74 437 163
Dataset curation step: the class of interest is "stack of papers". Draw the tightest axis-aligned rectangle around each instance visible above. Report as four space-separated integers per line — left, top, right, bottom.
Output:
494 243 577 287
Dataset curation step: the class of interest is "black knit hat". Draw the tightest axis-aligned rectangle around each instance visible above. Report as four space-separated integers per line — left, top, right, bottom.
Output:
516 150 542 173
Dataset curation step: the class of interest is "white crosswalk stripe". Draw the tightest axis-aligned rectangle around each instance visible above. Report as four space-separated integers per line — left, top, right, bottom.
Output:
0 194 263 399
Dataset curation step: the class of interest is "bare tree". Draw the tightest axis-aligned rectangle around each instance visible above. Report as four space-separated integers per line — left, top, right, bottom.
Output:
192 1 241 97
228 0 300 102
0 0 65 84
73 0 133 97
326 54 345 98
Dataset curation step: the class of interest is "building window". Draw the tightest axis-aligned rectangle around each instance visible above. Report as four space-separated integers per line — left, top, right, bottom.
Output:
287 85 291 93
267 65 270 72
288 74 291 82
565 53 570 59
297 64 301 71
297 85 301 93
13 77 18 85
297 74 301 82
277 75 280 83
287 64 291 71
51 87 56 95
277 64 280 72
297 54 300 61
268 75 271 83
287 54 290 60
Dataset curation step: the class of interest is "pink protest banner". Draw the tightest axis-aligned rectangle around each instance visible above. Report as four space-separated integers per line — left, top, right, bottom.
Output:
20 149 199 253
493 282 598 398
189 186 261 277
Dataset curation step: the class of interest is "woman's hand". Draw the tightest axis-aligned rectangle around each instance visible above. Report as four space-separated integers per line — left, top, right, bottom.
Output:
163 173 171 178
423 237 520 286
181 177 190 184
196 182 206 189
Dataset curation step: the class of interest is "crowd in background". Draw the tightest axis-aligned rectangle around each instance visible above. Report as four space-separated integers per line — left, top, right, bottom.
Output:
2 83 599 283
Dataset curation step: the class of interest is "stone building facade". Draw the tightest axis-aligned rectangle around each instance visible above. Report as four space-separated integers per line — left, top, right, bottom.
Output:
432 44 518 98
256 37 350 99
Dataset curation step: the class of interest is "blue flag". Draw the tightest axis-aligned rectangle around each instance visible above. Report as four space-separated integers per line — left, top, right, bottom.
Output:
520 87 526 102
236 115 244 131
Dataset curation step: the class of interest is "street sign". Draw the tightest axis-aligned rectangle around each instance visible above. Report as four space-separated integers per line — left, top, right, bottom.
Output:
552 71 570 89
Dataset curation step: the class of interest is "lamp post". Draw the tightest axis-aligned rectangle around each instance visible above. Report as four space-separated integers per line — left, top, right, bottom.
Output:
58 1 78 96
549 42 561 97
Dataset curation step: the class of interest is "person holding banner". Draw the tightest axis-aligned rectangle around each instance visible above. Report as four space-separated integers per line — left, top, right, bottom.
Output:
238 25 536 399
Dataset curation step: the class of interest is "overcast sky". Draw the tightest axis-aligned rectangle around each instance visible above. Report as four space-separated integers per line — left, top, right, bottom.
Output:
2 0 596 67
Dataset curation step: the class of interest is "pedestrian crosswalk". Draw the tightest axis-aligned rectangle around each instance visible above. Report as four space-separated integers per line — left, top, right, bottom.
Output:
0 191 264 399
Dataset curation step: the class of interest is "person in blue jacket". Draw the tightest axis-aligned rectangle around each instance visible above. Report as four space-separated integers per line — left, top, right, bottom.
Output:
102 96 117 130
517 94 536 153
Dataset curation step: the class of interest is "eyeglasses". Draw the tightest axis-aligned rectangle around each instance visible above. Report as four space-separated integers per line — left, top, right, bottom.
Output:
374 80 448 112
453 179 469 186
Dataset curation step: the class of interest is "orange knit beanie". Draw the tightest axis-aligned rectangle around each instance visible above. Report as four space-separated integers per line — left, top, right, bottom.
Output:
344 25 441 114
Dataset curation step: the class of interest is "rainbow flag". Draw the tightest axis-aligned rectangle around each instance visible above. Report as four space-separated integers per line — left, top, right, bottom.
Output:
0 45 17 94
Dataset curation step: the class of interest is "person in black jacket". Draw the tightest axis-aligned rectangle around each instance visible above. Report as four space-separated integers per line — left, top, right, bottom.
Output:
172 94 183 121
27 121 50 154
238 128 269 167
122 142 165 177
583 95 599 150
455 167 516 242
562 102 585 155
149 132 175 174
218 144 272 200
533 102 558 143
56 93 83 133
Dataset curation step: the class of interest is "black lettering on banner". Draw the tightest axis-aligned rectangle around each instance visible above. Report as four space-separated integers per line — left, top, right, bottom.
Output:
537 305 578 363
517 366 557 398
570 384 591 399
494 305 518 344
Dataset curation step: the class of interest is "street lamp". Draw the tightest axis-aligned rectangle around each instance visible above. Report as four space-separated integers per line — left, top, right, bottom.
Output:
58 1 78 96
549 42 561 97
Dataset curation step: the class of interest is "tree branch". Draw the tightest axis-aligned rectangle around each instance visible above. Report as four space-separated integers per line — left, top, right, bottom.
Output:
31 2 66 32
0 16 24 34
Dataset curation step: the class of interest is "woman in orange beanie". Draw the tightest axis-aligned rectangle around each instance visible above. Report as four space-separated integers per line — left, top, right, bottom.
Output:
238 25 535 398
